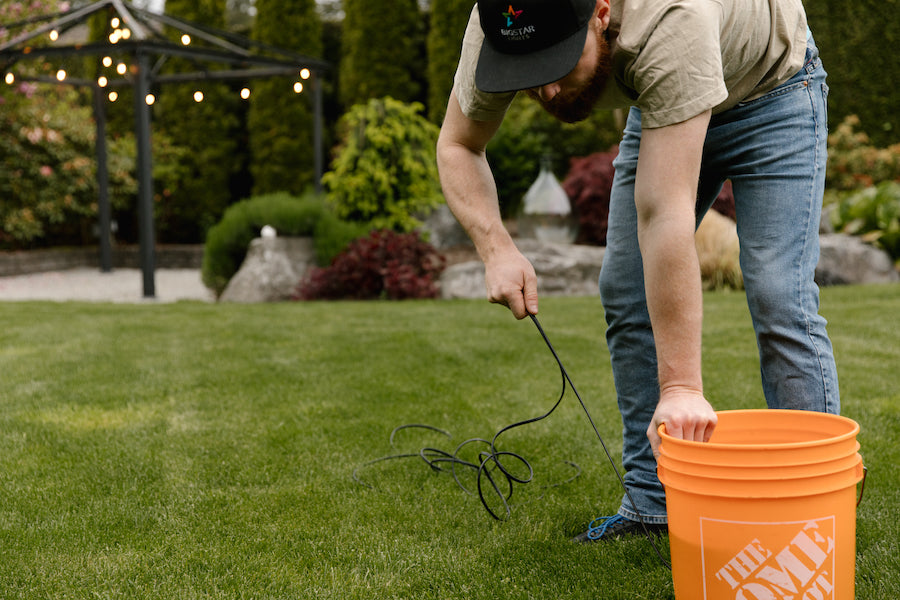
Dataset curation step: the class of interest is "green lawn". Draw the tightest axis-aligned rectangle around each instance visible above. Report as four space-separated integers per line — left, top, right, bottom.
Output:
1 285 897 599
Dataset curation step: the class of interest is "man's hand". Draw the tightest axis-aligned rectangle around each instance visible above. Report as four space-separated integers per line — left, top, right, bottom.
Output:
484 249 539 319
647 386 717 459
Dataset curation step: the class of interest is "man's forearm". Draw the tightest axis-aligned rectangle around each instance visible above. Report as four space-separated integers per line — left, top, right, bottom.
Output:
638 215 704 393
436 141 516 261
634 110 711 394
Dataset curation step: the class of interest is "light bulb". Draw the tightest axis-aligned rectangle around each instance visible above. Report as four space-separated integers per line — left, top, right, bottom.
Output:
4 73 14 85
193 91 204 102
116 63 127 75
299 68 311 80
181 34 191 46
293 82 303 94
240 87 251 100
145 93 155 105
108 91 118 102
56 69 67 82
102 56 112 67
49 30 59 41
111 17 120 28
98 76 108 87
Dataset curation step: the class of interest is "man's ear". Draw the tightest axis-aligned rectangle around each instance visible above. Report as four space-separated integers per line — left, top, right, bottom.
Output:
595 0 611 31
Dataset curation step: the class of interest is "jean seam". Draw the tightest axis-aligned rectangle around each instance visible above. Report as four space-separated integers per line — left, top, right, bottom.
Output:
802 71 831 412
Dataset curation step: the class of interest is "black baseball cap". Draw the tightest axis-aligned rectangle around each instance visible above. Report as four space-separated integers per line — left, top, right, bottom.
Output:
475 0 596 93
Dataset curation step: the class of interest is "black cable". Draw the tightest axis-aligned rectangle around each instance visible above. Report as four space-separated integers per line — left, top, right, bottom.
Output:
352 314 671 569
527 314 671 569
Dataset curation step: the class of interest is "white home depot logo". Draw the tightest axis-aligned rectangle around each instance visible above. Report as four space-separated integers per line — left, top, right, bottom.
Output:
701 517 836 599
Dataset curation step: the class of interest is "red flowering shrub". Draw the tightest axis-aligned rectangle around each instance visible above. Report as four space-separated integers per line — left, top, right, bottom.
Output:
563 146 737 246
296 230 446 300
563 146 618 246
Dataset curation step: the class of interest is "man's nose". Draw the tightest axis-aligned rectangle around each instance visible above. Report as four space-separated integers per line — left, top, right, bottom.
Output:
534 82 561 102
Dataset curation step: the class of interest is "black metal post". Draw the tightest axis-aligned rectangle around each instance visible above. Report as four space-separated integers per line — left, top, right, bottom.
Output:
93 84 113 272
313 73 323 194
133 50 156 298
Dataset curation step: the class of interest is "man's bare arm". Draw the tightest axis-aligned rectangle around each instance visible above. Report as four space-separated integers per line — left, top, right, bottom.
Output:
436 91 539 318
635 110 717 455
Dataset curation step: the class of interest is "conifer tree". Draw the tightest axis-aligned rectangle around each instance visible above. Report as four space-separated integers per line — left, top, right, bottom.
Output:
248 0 322 196
426 0 473 123
339 0 423 108
155 0 241 242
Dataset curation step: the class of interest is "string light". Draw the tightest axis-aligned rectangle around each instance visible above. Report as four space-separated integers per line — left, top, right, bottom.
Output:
240 87 251 100
49 30 59 42
108 91 118 102
293 82 303 94
4 73 14 85
299 68 311 80
56 69 67 82
116 63 127 75
193 91 204 102
145 93 156 105
102 56 112 67
181 34 191 46
98 76 108 87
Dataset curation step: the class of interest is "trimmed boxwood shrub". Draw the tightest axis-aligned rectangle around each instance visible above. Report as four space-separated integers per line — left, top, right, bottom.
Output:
202 191 367 296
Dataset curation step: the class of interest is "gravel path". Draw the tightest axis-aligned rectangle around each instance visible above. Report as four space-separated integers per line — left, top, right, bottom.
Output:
0 268 215 303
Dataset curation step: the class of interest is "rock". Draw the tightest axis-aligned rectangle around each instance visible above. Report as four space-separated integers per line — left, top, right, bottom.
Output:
220 236 317 303
420 204 472 250
440 239 605 299
816 234 899 286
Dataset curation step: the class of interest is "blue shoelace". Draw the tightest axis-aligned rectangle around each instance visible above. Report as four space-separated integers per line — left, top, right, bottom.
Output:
587 514 626 540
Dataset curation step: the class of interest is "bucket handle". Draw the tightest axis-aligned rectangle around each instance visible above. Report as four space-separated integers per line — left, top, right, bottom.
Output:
857 465 868 507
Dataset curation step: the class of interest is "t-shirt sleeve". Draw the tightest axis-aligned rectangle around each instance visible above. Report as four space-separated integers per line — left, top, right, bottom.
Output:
618 2 728 128
452 5 517 122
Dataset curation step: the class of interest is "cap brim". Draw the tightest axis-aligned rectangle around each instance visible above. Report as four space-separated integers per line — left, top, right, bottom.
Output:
475 25 590 93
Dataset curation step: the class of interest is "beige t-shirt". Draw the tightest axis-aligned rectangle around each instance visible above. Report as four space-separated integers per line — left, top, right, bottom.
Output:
454 0 809 128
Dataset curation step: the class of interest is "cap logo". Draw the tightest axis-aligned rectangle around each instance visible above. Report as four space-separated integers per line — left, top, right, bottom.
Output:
502 4 524 26
500 4 534 41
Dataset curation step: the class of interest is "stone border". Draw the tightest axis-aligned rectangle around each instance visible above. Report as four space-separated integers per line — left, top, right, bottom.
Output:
0 245 205 277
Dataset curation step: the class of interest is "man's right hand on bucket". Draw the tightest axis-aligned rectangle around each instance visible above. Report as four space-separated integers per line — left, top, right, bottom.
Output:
647 387 718 459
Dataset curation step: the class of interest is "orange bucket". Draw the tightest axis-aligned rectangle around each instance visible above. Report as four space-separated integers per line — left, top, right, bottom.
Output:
657 409 864 600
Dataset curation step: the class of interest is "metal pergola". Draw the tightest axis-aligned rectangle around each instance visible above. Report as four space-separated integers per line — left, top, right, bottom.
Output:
0 0 329 297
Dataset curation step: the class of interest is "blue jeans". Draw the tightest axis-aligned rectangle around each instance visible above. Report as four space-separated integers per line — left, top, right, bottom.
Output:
598 37 839 523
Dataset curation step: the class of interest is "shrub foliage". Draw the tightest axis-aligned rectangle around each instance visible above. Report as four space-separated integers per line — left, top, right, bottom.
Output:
322 97 444 233
297 229 445 300
201 192 367 296
831 181 900 263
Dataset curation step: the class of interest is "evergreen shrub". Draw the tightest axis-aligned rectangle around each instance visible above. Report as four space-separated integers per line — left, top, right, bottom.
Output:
201 191 367 296
487 96 622 218
322 97 444 233
296 229 445 301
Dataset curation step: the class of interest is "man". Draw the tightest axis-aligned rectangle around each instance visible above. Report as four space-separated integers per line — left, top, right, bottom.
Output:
436 0 839 542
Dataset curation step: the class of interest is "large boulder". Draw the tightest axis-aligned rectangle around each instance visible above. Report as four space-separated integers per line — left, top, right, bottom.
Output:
420 203 472 250
816 234 899 286
440 239 605 299
220 236 316 303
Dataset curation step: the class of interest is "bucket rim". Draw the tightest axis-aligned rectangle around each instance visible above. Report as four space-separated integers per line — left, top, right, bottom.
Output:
656 452 863 484
658 409 859 451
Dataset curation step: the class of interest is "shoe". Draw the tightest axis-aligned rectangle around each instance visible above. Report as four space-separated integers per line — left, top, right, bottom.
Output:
572 513 667 543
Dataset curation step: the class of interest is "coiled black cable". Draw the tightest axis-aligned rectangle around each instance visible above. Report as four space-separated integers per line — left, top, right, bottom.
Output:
353 314 671 569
